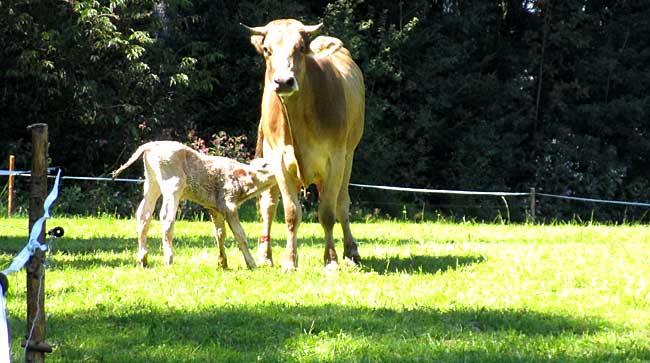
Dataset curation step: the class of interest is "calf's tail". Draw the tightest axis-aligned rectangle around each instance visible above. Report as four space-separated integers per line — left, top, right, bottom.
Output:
111 144 150 178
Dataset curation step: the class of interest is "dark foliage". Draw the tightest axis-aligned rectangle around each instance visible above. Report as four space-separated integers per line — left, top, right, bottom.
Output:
1 0 649 221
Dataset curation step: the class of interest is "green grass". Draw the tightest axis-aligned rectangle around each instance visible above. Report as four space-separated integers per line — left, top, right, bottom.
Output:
1 216 649 362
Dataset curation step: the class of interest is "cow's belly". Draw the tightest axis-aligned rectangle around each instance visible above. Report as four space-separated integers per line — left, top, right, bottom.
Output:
291 144 341 189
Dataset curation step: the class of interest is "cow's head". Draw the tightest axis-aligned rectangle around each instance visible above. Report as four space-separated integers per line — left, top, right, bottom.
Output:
242 19 322 97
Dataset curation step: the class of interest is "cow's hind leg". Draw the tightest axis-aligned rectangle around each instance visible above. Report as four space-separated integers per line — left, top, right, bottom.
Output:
319 188 339 269
257 186 279 266
337 156 360 264
319 160 347 269
135 178 160 267
209 210 228 268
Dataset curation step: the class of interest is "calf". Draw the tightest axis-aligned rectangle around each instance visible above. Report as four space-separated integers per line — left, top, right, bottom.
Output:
112 141 276 269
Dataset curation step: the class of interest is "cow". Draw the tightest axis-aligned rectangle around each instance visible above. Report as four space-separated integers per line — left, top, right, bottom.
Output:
242 19 365 271
111 141 276 269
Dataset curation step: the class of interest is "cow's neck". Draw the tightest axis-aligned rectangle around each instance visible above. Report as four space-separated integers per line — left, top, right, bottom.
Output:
263 77 313 185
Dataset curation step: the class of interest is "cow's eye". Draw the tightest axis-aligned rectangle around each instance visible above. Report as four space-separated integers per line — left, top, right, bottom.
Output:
263 46 272 56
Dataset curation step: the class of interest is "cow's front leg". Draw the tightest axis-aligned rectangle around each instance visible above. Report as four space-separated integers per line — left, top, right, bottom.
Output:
209 210 228 268
225 208 257 269
258 186 279 266
272 146 302 272
279 183 301 272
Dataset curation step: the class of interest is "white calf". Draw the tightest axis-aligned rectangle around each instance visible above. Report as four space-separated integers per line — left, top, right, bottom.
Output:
112 141 276 269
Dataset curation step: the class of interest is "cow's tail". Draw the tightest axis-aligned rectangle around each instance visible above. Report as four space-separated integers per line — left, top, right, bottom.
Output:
111 143 150 179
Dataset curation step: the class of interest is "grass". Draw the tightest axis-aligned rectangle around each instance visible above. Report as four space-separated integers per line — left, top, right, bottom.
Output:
0 216 649 362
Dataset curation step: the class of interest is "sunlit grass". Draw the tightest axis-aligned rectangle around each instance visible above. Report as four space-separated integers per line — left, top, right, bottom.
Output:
1 216 649 362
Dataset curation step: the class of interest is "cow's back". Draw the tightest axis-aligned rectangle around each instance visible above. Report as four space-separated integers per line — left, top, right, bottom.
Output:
306 45 364 151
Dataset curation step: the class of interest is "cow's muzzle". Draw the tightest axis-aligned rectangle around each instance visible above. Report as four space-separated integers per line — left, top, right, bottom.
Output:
272 75 299 95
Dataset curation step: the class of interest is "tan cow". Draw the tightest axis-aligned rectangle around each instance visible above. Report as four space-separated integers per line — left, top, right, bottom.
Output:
111 141 276 269
243 19 365 270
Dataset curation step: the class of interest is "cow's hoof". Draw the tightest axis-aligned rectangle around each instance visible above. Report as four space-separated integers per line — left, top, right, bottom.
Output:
164 256 173 266
137 251 149 268
343 252 361 265
281 260 297 273
343 255 360 266
324 260 339 271
258 258 274 267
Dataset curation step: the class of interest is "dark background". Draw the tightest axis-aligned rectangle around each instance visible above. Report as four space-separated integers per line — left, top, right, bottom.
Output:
1 0 649 222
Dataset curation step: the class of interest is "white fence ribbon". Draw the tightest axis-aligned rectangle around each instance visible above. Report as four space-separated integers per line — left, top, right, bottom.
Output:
2 168 62 276
0 289 9 362
0 170 30 176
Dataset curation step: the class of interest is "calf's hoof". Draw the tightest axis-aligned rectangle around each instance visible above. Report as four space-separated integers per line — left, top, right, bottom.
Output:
243 255 257 270
137 254 148 268
217 258 228 269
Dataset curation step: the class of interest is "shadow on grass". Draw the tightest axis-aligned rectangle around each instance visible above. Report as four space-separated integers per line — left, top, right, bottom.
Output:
361 254 485 275
34 302 637 363
2 235 485 273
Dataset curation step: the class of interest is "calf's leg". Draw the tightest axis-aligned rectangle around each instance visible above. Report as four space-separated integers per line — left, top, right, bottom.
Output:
209 210 228 268
159 183 183 265
135 178 160 267
225 208 257 269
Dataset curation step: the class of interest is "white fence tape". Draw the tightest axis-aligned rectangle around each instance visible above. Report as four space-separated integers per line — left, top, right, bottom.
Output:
0 289 8 363
3 169 650 208
350 182 650 207
0 168 62 362
2 168 61 275
536 192 650 208
349 183 529 197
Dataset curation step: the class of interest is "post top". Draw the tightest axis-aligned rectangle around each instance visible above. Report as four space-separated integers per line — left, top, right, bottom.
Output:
27 123 48 131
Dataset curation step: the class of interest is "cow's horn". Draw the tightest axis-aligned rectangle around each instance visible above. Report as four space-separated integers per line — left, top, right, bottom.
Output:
302 23 323 34
240 23 267 36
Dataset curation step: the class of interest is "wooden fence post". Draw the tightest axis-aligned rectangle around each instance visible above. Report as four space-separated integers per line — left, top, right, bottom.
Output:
8 155 15 216
25 123 51 363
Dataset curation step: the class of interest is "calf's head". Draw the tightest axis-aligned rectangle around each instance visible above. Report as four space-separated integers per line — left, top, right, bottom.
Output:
242 19 322 96
230 158 276 199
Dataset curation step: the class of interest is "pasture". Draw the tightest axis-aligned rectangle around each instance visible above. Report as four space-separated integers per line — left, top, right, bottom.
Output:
1 216 649 362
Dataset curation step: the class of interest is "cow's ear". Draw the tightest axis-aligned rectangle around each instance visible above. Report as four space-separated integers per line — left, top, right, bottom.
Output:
232 169 247 178
309 36 343 57
250 35 265 55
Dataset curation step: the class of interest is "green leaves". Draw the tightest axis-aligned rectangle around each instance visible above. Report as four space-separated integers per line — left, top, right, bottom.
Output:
1 0 650 222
